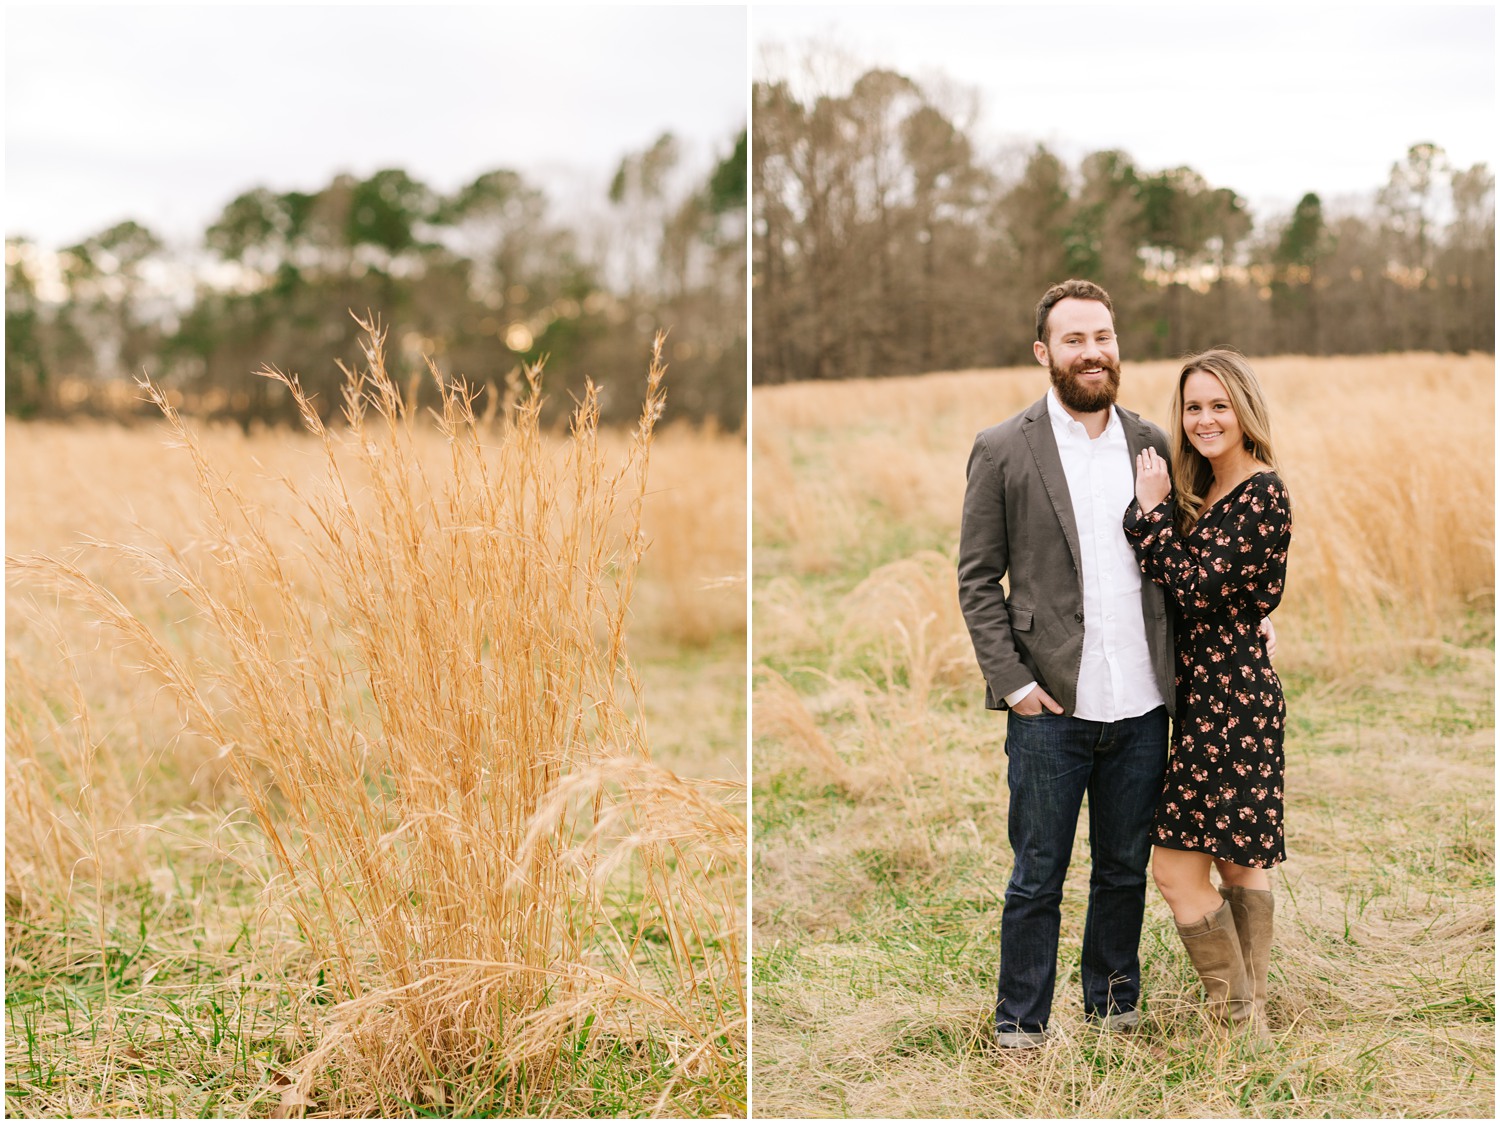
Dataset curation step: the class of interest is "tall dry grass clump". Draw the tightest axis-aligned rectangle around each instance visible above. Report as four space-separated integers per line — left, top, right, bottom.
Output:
7 322 744 1116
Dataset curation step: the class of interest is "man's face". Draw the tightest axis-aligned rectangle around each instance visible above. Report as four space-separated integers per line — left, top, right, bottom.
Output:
1033 297 1121 413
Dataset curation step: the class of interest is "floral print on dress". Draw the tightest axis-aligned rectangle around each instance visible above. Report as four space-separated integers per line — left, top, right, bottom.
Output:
1124 472 1292 868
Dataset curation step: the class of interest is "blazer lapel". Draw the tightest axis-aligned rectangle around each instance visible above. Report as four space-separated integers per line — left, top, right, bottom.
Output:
1021 397 1082 575
1119 407 1157 460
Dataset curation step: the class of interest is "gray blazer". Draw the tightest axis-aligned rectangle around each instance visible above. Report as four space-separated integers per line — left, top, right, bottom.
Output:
957 395 1175 716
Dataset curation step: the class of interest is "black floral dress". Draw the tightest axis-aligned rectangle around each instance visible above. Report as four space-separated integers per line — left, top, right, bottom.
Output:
1123 472 1292 869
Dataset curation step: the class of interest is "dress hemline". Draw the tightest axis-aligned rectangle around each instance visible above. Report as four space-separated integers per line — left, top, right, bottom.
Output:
1151 836 1285 870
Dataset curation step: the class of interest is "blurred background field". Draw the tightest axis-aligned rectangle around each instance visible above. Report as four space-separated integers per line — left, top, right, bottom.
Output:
750 353 1494 1117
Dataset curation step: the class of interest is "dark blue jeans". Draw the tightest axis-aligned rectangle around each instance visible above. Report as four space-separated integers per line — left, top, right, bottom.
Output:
996 706 1168 1035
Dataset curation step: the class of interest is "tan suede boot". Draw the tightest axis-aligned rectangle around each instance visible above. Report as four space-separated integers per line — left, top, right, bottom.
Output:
1174 899 1254 1030
1221 885 1274 1041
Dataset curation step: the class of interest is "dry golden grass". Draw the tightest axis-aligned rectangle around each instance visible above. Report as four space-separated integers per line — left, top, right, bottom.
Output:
6 327 746 1117
751 353 1494 1118
755 353 1494 675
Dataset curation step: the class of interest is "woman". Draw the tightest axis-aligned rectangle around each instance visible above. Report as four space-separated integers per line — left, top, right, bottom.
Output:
1124 349 1292 1041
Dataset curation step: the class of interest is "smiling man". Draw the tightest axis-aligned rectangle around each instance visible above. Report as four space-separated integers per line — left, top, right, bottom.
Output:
957 279 1175 1048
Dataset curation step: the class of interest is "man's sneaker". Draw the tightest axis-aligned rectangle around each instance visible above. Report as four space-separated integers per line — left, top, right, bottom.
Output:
994 1027 1049 1049
1088 1009 1140 1033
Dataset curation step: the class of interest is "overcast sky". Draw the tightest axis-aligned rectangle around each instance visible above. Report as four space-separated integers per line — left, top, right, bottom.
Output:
7 5 1492 251
5 5 749 249
753 4 1495 220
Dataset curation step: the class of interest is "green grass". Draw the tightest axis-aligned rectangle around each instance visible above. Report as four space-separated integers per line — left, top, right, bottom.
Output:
6 878 312 1117
7 607 746 1120
752 608 1494 1117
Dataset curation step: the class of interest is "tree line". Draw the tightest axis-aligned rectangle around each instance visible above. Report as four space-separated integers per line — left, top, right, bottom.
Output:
752 67 1494 384
6 129 747 428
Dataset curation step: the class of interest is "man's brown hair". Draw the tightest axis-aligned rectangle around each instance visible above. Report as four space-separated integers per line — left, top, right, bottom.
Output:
1035 279 1115 343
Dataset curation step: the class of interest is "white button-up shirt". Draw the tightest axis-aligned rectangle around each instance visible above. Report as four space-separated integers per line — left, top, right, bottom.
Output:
1005 389 1165 722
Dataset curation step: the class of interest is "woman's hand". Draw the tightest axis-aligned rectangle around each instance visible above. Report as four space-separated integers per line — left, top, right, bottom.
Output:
1135 447 1171 511
1259 616 1277 661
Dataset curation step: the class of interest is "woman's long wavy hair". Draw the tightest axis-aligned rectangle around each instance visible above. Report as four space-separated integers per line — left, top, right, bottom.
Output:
1169 349 1281 536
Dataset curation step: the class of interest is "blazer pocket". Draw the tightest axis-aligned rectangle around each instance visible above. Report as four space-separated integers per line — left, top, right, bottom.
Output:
1008 606 1034 631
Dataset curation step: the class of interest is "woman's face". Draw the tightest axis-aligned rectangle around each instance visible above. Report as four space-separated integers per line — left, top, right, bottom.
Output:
1181 369 1243 461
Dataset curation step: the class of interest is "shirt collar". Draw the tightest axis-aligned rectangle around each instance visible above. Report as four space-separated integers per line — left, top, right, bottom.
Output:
1046 386 1116 439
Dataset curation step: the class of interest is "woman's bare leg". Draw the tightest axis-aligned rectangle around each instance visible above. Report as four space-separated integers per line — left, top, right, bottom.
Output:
1215 858 1271 891
1151 846 1222 924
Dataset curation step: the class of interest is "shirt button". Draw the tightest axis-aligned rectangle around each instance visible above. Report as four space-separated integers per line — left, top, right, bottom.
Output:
1075 612 1084 623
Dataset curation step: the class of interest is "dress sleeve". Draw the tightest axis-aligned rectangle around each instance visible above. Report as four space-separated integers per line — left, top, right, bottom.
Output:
1123 476 1291 619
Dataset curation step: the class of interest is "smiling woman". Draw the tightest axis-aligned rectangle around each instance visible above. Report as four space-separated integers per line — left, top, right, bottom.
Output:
1125 349 1291 1042
1165 349 1283 533
1182 372 1245 457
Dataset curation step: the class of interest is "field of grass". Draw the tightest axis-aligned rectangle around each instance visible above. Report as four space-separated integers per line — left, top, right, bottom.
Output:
751 354 1494 1117
5 332 747 1117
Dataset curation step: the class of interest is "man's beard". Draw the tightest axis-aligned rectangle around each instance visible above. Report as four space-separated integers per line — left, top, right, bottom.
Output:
1050 356 1121 413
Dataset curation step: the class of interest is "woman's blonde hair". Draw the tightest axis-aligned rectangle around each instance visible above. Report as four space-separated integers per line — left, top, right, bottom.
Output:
1169 348 1280 536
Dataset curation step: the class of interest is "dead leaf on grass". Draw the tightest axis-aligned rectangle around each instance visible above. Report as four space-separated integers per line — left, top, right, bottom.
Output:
117 1045 147 1066
271 1087 316 1117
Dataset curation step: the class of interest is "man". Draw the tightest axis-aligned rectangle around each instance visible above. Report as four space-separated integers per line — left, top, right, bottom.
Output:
957 279 1173 1048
